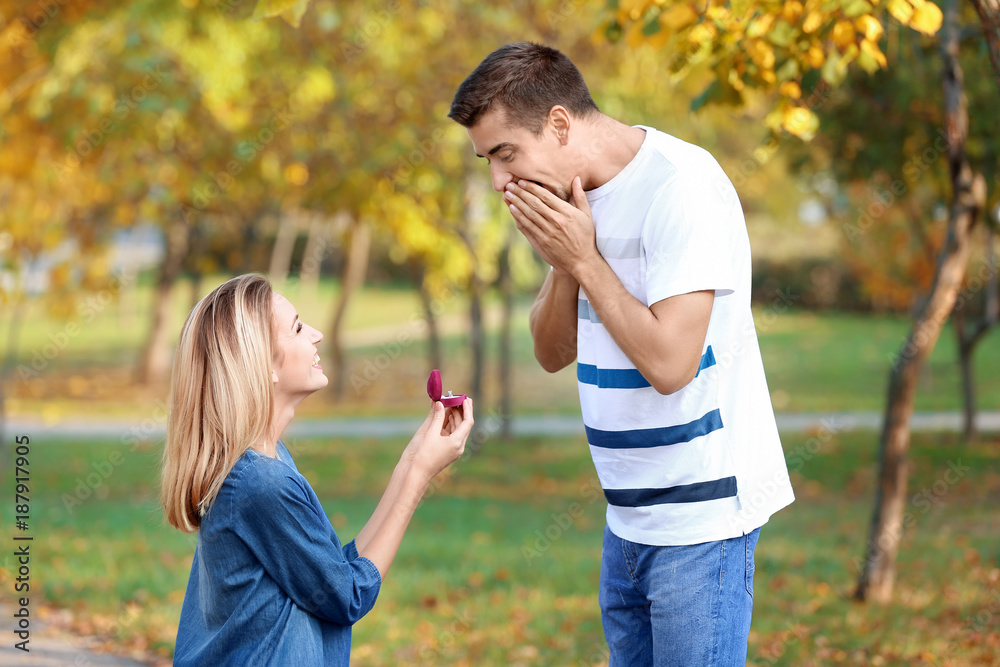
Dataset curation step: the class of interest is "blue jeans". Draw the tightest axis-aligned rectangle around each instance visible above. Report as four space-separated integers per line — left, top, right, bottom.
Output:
599 525 760 667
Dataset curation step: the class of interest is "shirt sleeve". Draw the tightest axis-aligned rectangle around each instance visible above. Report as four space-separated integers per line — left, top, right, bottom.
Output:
641 173 738 307
230 459 381 626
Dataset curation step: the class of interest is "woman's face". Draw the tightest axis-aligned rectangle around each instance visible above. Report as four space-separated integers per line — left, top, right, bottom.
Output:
271 291 327 401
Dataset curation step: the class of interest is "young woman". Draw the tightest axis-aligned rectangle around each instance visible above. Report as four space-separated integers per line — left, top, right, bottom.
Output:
161 273 473 665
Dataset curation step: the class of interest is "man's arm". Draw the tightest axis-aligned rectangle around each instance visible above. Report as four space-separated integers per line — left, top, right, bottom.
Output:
529 267 579 372
505 177 713 394
574 255 714 394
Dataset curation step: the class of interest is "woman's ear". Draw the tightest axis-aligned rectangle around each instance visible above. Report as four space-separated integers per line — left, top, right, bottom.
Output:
272 369 279 383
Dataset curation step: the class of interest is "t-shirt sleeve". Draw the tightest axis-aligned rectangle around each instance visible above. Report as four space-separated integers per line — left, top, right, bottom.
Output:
641 174 738 307
231 460 381 626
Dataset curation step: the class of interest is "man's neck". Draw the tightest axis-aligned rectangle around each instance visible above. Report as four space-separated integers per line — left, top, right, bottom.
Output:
577 114 647 191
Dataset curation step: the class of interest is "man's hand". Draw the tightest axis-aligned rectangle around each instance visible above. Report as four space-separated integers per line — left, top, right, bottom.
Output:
503 176 598 277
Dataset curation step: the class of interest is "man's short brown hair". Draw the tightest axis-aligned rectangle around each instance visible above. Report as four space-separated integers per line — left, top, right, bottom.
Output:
449 42 599 134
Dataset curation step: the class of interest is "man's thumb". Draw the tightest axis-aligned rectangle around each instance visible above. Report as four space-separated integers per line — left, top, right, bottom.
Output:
572 176 590 213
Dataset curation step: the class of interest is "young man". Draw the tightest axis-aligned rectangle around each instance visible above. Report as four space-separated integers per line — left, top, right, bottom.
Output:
449 43 795 666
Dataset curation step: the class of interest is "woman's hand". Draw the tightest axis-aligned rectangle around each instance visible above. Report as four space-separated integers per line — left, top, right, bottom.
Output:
409 398 474 482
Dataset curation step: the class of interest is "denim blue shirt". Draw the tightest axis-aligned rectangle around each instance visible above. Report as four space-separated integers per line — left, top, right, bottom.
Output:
174 440 381 666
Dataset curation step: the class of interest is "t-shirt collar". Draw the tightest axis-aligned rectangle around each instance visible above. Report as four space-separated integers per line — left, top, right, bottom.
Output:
585 125 653 204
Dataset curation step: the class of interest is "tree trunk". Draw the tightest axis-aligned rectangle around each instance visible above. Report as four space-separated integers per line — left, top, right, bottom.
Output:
418 276 443 372
498 231 515 440
970 0 1000 94
187 224 205 310
467 273 485 407
459 174 491 409
117 228 141 331
952 309 979 443
269 210 299 284
855 0 987 603
299 213 331 296
954 226 998 442
329 218 370 398
136 219 190 386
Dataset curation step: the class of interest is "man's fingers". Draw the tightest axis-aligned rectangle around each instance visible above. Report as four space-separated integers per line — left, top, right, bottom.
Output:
571 176 591 216
511 180 570 213
505 189 547 225
505 182 565 223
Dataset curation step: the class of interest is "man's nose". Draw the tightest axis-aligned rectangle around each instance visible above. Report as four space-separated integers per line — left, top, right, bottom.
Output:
491 164 513 193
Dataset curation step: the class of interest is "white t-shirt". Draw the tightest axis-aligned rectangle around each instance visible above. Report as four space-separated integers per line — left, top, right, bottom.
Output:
577 125 795 546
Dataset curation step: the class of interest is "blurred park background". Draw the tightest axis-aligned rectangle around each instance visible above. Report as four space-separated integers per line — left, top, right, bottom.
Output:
1 0 999 664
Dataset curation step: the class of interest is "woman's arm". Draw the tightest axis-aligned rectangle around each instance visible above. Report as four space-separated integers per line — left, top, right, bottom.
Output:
354 399 473 578
353 406 436 554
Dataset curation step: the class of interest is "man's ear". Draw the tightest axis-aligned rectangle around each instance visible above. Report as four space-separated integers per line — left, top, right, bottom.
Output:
547 105 571 145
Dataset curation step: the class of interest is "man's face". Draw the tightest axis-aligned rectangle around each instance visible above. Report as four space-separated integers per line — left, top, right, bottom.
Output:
466 109 571 201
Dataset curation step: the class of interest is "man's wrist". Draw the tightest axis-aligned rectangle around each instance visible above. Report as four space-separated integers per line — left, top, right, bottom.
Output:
550 264 573 280
569 252 604 287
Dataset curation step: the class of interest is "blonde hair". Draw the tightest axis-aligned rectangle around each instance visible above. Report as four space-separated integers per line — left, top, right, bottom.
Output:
161 273 276 532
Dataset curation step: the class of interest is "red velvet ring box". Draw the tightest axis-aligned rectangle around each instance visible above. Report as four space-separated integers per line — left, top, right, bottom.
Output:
427 369 467 407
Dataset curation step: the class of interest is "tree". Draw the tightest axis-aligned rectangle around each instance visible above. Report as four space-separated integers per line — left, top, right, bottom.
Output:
855 0 988 602
791 2 999 440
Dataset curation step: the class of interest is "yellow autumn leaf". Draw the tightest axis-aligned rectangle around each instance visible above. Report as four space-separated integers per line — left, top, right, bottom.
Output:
807 43 826 68
887 0 914 25
619 0 651 22
659 3 698 31
689 22 717 44
279 0 309 28
644 27 672 49
779 80 802 99
729 67 746 91
860 38 888 68
831 20 856 50
782 0 804 23
284 162 309 186
841 42 860 67
706 5 730 21
802 10 824 33
252 0 301 22
855 14 884 41
625 21 646 49
748 39 776 69
782 105 819 140
746 13 775 38
909 1 943 34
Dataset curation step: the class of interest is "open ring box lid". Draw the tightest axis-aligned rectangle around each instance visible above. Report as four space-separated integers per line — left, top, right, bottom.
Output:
427 369 467 407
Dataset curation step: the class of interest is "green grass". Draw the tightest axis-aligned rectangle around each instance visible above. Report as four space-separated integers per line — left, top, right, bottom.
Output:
5 274 1000 419
757 310 1000 413
1 430 998 664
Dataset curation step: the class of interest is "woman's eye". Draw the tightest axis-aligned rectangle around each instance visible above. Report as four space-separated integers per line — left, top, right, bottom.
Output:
500 154 513 162
296 322 303 333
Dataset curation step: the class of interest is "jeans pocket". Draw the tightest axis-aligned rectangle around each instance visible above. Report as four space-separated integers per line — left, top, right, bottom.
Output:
745 533 756 598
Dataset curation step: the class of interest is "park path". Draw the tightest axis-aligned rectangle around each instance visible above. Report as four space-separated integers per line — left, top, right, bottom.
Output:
0 598 164 667
7 410 1000 441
